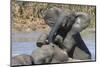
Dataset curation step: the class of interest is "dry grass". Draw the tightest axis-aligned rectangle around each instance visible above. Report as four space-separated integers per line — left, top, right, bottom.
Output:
11 0 96 32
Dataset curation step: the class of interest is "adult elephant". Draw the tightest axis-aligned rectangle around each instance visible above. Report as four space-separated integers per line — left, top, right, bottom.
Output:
41 7 91 60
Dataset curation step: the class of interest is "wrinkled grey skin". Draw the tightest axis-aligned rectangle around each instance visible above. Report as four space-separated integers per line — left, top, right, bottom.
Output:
63 12 92 59
43 7 76 43
50 44 68 63
31 45 68 64
36 33 48 47
31 45 54 64
11 54 34 66
62 12 91 51
42 7 91 60
12 8 92 66
37 33 64 49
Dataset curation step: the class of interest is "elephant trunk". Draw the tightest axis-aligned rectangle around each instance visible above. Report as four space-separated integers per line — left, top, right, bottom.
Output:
48 12 66 43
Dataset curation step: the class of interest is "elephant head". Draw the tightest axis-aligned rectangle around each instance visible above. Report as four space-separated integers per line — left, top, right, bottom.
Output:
43 7 63 27
71 12 92 33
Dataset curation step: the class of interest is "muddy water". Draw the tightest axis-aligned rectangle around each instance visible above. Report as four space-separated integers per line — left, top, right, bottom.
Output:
11 31 96 60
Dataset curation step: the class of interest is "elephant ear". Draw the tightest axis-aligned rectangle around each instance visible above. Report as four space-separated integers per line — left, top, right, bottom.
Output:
42 7 62 27
72 12 92 32
76 12 92 27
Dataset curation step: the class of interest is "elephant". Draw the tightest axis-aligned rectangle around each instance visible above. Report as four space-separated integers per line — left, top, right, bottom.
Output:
62 12 92 59
43 7 76 44
31 44 68 64
42 7 92 60
36 33 48 47
11 54 34 66
68 32 91 59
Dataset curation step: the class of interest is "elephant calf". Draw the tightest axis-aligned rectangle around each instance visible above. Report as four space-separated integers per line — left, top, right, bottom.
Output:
31 45 68 64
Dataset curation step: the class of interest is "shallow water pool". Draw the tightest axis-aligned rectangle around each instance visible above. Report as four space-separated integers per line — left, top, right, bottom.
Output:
11 31 96 60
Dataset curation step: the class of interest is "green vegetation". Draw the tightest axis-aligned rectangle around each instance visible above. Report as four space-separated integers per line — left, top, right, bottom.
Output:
12 0 96 32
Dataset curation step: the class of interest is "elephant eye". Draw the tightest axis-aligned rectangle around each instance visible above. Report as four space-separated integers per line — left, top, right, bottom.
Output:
44 15 54 21
45 15 51 19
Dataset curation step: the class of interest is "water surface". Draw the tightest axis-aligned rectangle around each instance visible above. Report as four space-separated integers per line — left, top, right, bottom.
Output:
12 31 96 60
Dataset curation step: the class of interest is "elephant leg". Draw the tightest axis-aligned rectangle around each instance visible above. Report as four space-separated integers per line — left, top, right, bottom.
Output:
69 33 91 60
72 46 91 60
54 35 64 49
36 33 48 47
